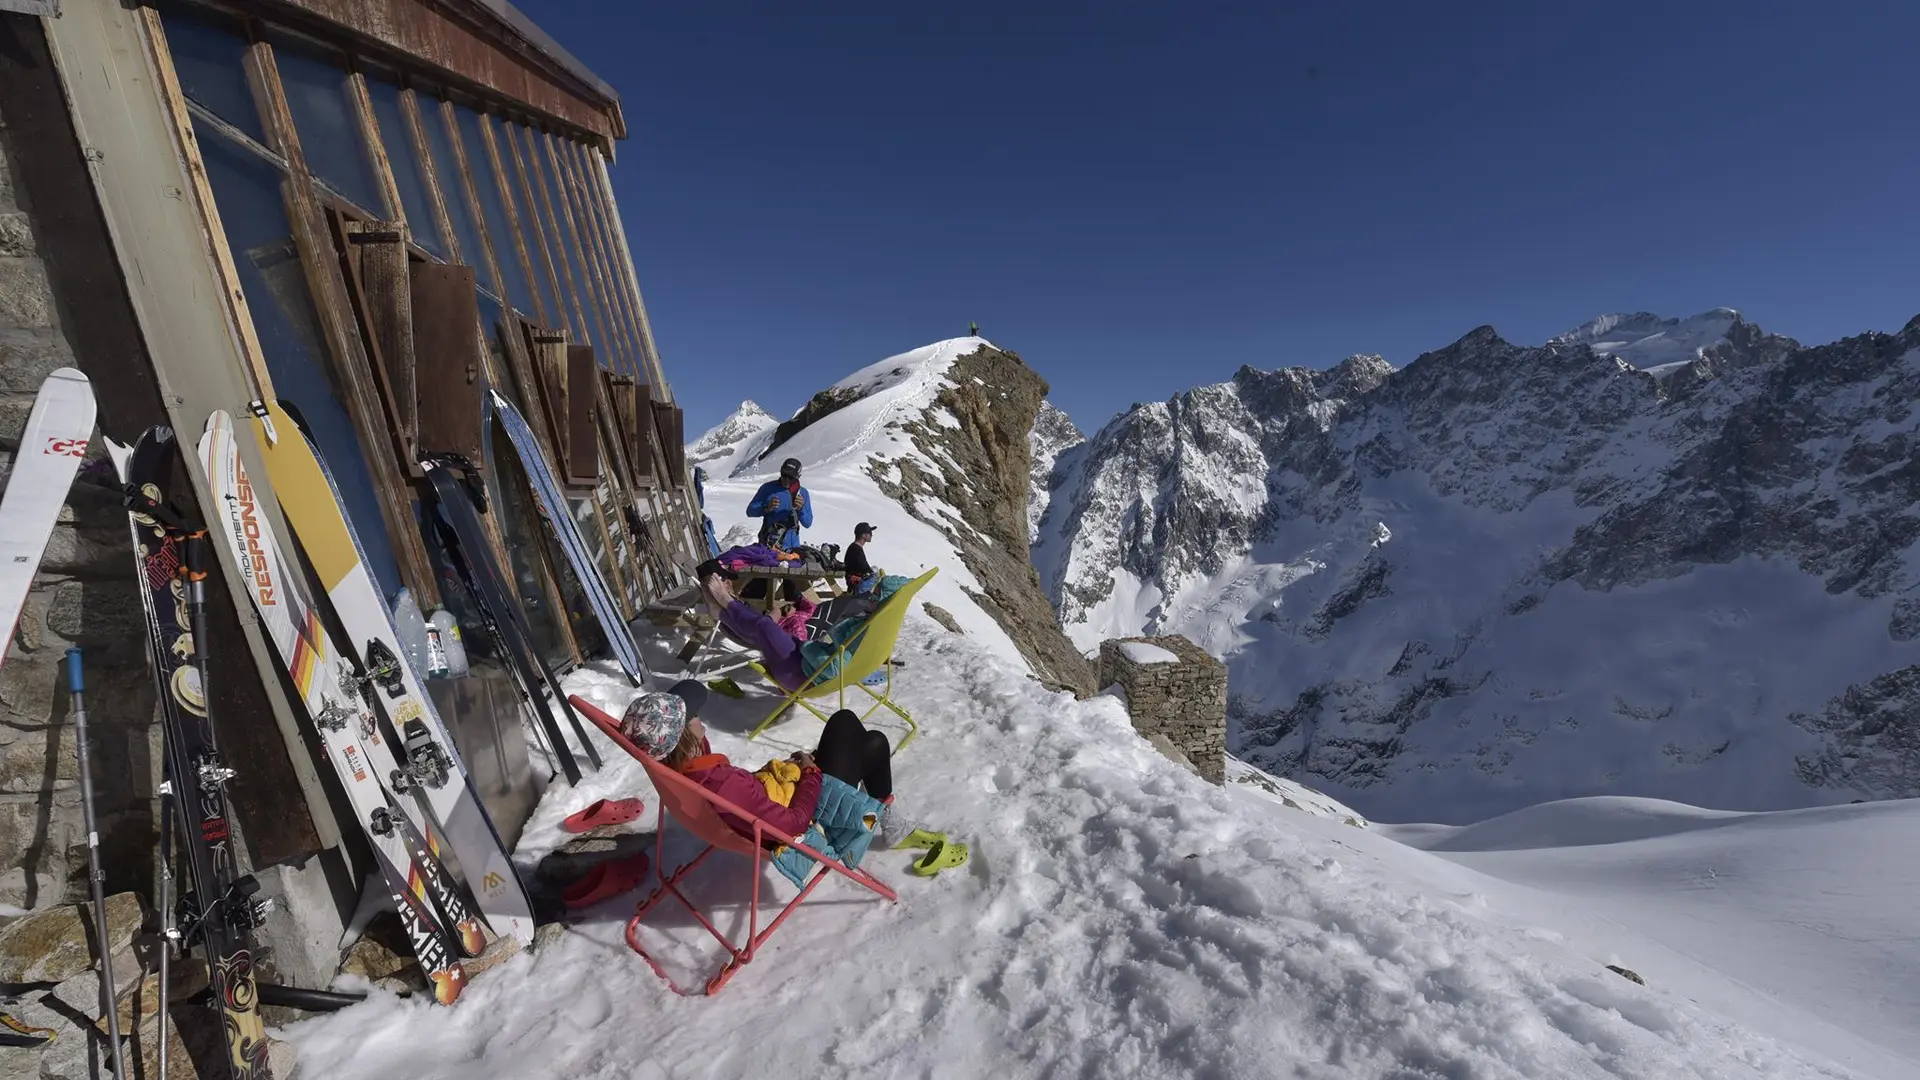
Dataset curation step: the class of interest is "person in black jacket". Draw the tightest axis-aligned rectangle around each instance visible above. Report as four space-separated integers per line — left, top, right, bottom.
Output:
844 522 876 594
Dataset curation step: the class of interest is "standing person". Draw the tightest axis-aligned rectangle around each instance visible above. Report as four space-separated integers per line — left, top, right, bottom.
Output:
844 522 876 594
746 457 812 551
969 320 979 337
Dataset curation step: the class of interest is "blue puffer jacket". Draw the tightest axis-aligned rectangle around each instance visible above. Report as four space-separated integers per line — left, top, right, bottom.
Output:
770 774 886 886
799 574 914 683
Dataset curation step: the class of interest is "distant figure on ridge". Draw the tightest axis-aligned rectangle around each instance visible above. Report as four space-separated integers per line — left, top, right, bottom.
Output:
969 320 979 337
747 457 812 551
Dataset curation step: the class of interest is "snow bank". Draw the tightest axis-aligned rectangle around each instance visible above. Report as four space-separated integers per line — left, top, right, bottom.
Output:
1119 640 1180 665
282 624 1878 1080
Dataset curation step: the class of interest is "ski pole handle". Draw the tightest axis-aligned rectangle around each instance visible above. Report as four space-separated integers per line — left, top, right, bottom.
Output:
65 648 84 696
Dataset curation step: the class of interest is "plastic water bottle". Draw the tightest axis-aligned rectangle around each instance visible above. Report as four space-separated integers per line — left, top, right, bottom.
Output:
392 588 432 677
430 609 468 677
423 622 450 679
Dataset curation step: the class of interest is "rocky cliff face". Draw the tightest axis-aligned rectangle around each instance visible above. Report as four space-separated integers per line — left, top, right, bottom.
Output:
1036 309 1920 822
867 347 1095 695
1027 401 1082 545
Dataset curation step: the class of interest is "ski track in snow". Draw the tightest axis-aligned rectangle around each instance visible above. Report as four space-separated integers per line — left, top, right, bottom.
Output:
282 623 1905 1080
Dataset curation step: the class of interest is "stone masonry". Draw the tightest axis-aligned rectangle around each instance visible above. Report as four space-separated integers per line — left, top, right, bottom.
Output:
1096 635 1227 785
0 99 159 911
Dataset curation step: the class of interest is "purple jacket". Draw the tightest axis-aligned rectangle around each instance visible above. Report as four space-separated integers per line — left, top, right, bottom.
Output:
679 739 822 842
716 544 789 569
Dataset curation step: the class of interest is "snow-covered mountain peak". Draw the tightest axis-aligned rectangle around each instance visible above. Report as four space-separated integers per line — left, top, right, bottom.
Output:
686 399 778 478
1550 308 1749 371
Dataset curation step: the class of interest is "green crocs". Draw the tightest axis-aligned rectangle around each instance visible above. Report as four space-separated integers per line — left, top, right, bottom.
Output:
707 676 745 698
910 839 968 877
896 828 946 851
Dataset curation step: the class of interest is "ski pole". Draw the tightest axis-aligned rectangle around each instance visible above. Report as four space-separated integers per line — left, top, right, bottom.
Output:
66 649 126 1080
155 768 174 1080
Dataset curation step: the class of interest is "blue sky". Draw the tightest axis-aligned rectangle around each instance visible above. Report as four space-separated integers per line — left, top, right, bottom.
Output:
524 2 1920 437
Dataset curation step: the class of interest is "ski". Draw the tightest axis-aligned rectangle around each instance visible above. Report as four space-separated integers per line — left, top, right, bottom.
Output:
420 454 600 780
105 427 271 1080
196 412 470 1003
0 368 96 669
487 390 649 688
246 401 535 949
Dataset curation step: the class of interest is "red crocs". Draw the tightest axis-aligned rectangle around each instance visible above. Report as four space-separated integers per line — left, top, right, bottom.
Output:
560 850 653 910
560 797 646 834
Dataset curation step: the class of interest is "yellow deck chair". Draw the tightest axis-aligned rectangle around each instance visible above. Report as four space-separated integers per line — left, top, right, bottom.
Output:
747 567 938 753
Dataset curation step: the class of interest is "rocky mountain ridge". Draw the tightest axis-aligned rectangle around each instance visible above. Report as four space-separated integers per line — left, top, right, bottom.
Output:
1033 308 1920 822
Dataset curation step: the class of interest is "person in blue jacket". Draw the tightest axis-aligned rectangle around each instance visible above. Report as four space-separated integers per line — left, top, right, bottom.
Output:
747 457 812 550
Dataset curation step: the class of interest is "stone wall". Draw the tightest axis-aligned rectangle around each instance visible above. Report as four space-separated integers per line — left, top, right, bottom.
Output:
0 100 159 911
1096 635 1227 784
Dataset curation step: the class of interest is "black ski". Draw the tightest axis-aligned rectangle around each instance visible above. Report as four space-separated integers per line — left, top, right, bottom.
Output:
107 427 271 1080
420 455 599 780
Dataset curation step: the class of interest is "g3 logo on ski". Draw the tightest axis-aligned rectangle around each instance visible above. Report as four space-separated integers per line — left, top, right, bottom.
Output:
44 437 87 458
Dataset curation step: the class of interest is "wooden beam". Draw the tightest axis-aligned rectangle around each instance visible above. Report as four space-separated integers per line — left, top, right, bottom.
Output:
243 37 441 606
501 121 568 335
473 110 548 327
397 85 462 265
553 137 638 377
436 97 509 307
516 125 591 344
345 68 405 224
585 147 672 400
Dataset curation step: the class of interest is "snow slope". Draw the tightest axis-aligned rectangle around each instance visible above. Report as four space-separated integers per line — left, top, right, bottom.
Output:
692 338 1040 670
1381 796 1920 1077
281 625 1901 1080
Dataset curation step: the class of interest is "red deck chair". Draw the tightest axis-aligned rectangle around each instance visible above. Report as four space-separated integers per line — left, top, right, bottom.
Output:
568 695 899 996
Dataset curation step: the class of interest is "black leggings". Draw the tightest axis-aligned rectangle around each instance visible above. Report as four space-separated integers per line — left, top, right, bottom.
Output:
814 709 892 800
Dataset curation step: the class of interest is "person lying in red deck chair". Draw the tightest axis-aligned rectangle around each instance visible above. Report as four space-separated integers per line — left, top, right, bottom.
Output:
619 681 943 870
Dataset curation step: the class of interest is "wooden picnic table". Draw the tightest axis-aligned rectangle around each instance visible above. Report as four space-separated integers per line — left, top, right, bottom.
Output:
731 560 842 613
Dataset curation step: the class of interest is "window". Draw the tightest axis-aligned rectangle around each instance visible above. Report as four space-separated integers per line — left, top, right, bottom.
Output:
526 131 600 348
156 3 267 145
416 95 494 295
364 76 445 258
456 105 536 318
192 117 407 600
499 123 563 330
273 43 382 214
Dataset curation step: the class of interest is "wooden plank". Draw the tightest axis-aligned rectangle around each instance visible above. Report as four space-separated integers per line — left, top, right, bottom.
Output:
500 315 560 456
564 344 601 485
564 140 644 378
501 121 567 332
437 96 508 306
338 216 418 467
345 69 405 223
668 405 687 489
585 147 671 397
547 134 632 375
410 262 485 465
516 124 591 344
474 110 548 326
256 0 625 141
244 38 440 606
398 86 462 265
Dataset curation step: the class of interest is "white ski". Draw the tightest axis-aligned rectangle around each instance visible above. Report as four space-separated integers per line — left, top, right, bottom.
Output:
248 400 534 949
199 412 476 1004
0 368 95 666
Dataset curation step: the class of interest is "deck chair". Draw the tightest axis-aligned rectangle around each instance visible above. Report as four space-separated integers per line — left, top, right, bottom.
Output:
569 695 898 996
747 567 938 753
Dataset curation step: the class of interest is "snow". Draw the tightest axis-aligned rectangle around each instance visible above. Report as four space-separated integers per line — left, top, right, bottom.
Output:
1549 308 1743 371
685 400 777 480
278 336 1918 1078
282 625 1909 1080
1119 640 1180 665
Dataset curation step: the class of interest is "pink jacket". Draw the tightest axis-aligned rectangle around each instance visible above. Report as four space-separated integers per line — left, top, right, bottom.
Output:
679 738 822 841
776 594 817 642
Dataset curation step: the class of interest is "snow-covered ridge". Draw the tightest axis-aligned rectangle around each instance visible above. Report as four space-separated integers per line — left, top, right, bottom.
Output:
1037 309 1920 825
1549 307 1746 373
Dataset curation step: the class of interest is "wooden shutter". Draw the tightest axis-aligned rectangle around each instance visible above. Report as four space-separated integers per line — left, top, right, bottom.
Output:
619 379 655 490
408 262 484 467
519 323 570 471
668 406 686 488
563 345 601 486
650 400 676 487
330 214 419 473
